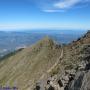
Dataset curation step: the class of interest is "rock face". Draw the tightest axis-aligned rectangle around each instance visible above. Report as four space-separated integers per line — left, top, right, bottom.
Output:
64 31 90 90
80 71 90 90
68 44 90 90
69 70 90 90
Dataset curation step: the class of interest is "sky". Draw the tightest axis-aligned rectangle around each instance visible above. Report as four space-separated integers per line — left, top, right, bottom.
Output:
0 0 90 30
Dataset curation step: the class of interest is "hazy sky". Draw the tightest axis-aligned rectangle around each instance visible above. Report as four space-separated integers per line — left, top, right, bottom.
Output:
0 0 90 30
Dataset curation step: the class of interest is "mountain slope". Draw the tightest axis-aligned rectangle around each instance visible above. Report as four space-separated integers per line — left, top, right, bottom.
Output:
0 37 62 90
0 31 90 90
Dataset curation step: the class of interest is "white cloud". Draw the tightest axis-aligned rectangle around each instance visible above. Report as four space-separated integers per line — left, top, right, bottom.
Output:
54 0 81 9
40 0 90 12
43 9 65 12
43 9 56 12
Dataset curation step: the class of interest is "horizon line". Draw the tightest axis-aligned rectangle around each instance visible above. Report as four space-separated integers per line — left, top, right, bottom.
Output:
0 29 88 32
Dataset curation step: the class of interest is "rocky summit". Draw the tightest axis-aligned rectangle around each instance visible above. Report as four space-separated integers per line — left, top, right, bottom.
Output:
0 31 90 90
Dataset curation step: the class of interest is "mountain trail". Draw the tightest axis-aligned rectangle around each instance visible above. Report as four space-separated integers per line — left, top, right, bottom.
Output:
40 45 64 80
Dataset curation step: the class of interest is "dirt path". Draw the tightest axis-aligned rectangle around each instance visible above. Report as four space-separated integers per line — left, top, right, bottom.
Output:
47 48 63 73
40 46 64 80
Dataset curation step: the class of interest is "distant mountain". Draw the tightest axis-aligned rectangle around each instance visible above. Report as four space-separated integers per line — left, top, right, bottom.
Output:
0 30 90 90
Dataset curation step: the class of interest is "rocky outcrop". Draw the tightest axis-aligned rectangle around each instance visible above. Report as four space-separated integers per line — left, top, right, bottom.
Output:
68 44 90 90
34 70 76 90
80 70 90 90
68 70 90 90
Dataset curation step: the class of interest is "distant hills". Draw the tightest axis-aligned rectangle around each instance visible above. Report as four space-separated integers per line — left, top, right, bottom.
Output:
0 30 90 90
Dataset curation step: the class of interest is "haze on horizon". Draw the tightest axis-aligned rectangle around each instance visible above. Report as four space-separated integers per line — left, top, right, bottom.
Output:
0 0 90 31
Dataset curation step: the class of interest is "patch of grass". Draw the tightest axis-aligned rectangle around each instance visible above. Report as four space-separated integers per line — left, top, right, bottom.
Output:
50 66 60 76
64 64 74 70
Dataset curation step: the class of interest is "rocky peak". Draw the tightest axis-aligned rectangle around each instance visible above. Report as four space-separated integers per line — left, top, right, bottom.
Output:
30 36 56 53
36 36 55 47
83 30 90 38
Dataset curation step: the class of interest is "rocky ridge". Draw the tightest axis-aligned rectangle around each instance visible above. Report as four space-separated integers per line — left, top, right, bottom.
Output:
34 31 90 90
